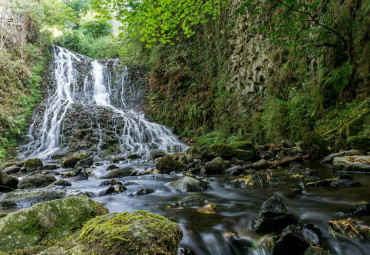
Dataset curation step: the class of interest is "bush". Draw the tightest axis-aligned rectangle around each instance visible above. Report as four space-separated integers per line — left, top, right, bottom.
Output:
81 19 113 38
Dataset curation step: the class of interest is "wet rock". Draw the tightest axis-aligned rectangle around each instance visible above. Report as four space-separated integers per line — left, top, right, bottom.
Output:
0 172 19 191
304 247 332 255
101 167 142 179
18 174 56 189
329 179 361 187
223 165 244 176
124 181 138 186
320 150 362 164
127 154 141 160
253 159 271 170
333 173 354 180
75 157 93 168
272 224 324 255
333 156 370 171
281 139 295 148
61 153 87 168
136 188 155 195
111 155 126 163
176 194 205 207
156 155 187 174
52 179 72 187
197 204 217 214
204 157 227 175
104 186 117 195
152 151 166 159
2 165 21 174
0 190 68 209
71 168 88 181
253 196 297 234
43 164 58 170
23 158 43 172
302 131 329 159
337 202 370 218
306 178 340 187
209 142 256 161
0 196 107 252
107 164 119 171
270 156 303 168
328 218 370 240
170 176 208 192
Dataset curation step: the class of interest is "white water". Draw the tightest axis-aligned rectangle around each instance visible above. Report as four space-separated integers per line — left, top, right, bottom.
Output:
19 46 187 159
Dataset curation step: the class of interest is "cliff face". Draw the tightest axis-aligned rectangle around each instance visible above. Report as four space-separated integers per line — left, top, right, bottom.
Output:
144 0 369 147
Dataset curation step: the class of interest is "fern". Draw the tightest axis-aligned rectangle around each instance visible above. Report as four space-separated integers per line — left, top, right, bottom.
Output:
324 61 353 94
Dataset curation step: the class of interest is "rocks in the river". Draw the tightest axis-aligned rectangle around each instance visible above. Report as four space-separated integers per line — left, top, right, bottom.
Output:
127 154 141 160
111 155 126 163
18 174 56 189
233 171 286 187
2 165 21 174
177 194 205 207
253 159 271 170
0 172 18 191
61 153 87 168
329 179 361 187
136 188 155 195
75 157 93 168
272 224 326 255
223 165 244 176
0 190 68 208
306 176 360 187
333 156 370 171
23 158 43 172
71 166 89 181
107 164 119 171
204 157 227 175
270 156 303 168
0 195 108 252
336 202 370 218
197 204 217 214
52 179 72 187
75 211 182 255
170 176 208 192
104 186 117 195
43 164 58 170
321 150 362 164
152 151 166 159
328 218 370 240
253 196 297 234
156 155 187 174
101 167 142 179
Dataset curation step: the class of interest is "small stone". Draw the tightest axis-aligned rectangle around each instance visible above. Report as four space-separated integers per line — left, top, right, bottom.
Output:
170 176 208 192
136 188 155 195
204 157 227 175
53 179 72 186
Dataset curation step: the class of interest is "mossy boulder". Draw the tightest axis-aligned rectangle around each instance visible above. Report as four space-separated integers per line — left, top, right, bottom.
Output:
170 176 209 192
229 141 256 152
61 154 87 168
0 172 18 191
152 151 166 159
209 142 256 161
77 211 183 255
156 155 187 174
24 158 43 172
0 195 108 252
209 143 237 159
204 157 228 175
347 135 370 151
18 174 56 189
302 131 329 159
127 154 141 160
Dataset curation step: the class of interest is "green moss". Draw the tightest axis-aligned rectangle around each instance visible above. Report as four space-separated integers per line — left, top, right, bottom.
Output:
304 247 332 255
209 143 237 159
156 155 187 174
152 151 166 159
61 154 87 168
23 158 43 170
78 211 182 255
302 131 329 159
127 154 141 160
347 135 370 151
229 141 255 151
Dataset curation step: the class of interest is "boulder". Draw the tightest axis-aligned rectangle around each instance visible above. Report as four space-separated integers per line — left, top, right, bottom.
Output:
204 157 227 175
107 164 119 171
75 157 93 168
136 188 155 195
223 166 244 176
156 155 187 174
336 202 370 218
111 155 126 163
177 194 205 207
127 154 141 160
101 167 142 179
71 166 88 181
0 190 68 209
333 156 370 171
253 196 297 234
18 174 56 189
320 150 362 164
301 131 329 159
329 179 360 187
281 139 295 148
170 176 208 192
0 196 107 252
2 165 21 174
210 142 256 161
61 154 87 168
0 172 18 191
23 158 43 172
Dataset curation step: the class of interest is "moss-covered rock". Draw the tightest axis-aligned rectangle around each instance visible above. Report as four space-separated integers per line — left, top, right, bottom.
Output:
229 141 256 151
61 154 87 168
24 158 43 172
77 211 183 255
304 247 332 255
347 135 370 151
127 154 141 160
302 131 329 159
156 155 187 174
204 157 227 175
152 151 166 159
209 143 237 159
209 143 256 161
170 176 208 192
18 174 56 189
0 196 108 252
0 172 18 191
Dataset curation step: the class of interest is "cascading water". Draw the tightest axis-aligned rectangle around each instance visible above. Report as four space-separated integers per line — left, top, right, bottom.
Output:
19 46 187 159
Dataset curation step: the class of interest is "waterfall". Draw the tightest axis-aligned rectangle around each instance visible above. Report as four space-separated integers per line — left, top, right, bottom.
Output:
19 45 187 159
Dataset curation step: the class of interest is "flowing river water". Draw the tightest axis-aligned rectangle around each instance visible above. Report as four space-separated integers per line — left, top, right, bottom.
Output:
2 46 369 255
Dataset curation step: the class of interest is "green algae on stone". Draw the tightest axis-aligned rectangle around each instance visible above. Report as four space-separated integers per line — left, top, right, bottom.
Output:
0 196 108 252
61 154 87 168
156 155 187 174
24 158 43 172
78 211 183 255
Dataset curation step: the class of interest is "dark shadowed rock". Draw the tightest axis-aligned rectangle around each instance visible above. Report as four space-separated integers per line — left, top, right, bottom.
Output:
0 172 18 191
76 157 93 168
253 159 271 170
18 174 56 189
223 166 244 176
52 179 72 186
136 188 155 195
329 179 361 187
170 176 208 192
2 165 21 174
254 196 297 234
107 164 119 171
44 164 58 170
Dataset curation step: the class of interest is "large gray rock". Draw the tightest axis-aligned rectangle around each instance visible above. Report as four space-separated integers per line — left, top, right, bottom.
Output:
18 174 56 189
333 156 370 171
204 157 227 175
170 176 208 192
253 196 297 234
0 196 108 252
321 150 362 164
0 172 18 191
